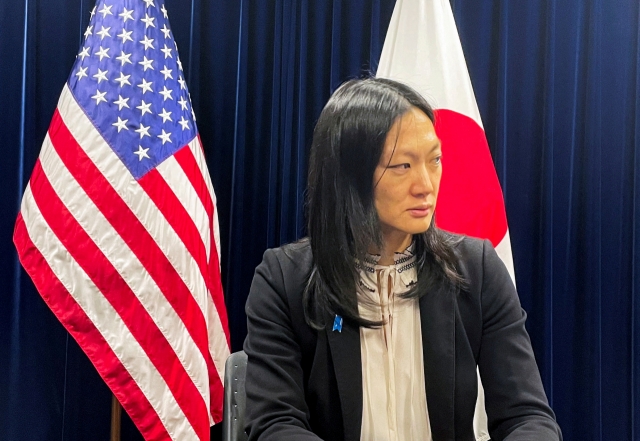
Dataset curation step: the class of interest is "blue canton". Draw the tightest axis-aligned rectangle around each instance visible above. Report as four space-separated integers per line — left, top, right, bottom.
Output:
68 0 197 179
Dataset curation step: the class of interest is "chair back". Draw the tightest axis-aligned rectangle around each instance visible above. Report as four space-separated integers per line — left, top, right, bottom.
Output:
222 350 249 441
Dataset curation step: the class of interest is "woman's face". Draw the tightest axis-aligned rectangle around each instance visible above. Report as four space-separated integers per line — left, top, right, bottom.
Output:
373 107 442 247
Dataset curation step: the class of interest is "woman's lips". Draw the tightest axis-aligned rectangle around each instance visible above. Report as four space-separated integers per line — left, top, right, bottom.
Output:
408 207 432 217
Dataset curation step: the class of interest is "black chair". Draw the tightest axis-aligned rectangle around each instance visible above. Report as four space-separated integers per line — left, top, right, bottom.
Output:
222 350 249 441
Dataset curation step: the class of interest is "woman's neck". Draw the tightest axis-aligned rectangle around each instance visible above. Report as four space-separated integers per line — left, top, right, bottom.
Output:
371 232 412 265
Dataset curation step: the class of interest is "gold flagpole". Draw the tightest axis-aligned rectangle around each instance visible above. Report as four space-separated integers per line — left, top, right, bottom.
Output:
110 394 122 441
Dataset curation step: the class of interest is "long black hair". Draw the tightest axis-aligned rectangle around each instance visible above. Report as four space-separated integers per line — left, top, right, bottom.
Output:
304 77 464 329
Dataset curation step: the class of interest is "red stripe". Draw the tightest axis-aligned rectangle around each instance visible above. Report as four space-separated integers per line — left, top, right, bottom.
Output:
14 213 171 441
26 158 210 440
48 111 223 435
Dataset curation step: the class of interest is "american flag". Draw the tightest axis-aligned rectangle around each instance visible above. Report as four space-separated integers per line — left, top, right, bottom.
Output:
13 1 230 439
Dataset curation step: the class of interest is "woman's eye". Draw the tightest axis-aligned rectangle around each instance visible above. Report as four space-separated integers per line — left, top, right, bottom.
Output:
433 156 442 165
389 163 410 170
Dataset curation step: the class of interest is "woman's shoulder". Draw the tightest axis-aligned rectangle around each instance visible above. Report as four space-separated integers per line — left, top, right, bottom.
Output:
262 237 313 269
437 230 507 283
255 238 313 293
439 230 487 261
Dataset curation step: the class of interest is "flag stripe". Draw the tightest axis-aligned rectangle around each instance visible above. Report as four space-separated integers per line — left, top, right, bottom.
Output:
17 188 199 440
15 213 172 441
174 145 229 338
27 158 209 440
37 132 211 407
57 86 229 382
156 155 211 261
189 137 223 267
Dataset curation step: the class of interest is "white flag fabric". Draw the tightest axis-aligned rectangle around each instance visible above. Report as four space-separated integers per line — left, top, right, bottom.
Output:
378 0 517 440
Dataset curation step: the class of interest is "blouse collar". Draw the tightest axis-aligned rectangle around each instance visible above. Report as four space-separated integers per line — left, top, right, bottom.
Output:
357 241 417 273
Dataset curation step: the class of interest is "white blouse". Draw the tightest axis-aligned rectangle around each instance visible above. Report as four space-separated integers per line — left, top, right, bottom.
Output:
357 245 432 441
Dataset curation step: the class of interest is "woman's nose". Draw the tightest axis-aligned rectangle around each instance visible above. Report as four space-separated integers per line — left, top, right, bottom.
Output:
412 166 434 196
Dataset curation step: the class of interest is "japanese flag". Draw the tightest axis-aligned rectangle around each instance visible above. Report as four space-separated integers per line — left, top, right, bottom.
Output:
378 0 515 439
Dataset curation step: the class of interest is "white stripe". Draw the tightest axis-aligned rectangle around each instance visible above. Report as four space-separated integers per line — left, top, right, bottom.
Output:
156 154 211 262
20 184 198 441
57 85 230 382
188 138 222 266
377 0 483 128
37 133 211 407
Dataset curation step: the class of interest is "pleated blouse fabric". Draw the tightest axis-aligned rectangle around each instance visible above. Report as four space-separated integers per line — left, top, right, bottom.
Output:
357 245 432 441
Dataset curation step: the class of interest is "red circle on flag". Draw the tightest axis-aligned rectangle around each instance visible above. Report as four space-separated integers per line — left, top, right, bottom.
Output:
433 109 508 247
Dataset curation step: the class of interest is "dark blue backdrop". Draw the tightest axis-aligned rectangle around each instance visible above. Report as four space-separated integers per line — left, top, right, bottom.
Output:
1 0 638 440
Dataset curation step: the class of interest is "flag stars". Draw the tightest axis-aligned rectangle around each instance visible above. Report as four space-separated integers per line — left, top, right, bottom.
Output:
113 95 130 110
139 56 154 71
95 46 110 61
93 68 108 83
177 77 186 90
177 58 183 71
91 90 107 105
178 116 189 130
161 4 168 18
159 86 173 101
141 13 156 29
160 24 171 39
84 25 93 38
136 100 152 116
178 96 188 110
112 117 129 132
160 44 172 59
90 6 96 19
140 35 155 50
98 4 113 18
138 78 153 94
160 65 173 80
135 124 151 138
119 7 134 22
75 67 88 80
134 145 150 161
158 129 172 144
143 0 155 8
116 51 132 66
158 108 172 122
115 72 131 87
117 29 133 44
96 26 111 40
78 46 90 60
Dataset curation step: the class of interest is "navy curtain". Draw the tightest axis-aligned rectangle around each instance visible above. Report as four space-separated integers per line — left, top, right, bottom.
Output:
452 1 640 439
1 0 638 440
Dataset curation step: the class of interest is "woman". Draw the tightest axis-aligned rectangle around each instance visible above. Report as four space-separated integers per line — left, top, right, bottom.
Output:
243 78 562 440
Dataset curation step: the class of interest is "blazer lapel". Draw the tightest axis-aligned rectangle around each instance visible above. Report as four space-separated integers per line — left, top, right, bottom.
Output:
326 315 362 441
420 284 456 441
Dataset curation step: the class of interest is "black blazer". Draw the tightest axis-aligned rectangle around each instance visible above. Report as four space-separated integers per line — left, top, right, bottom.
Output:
244 236 562 441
